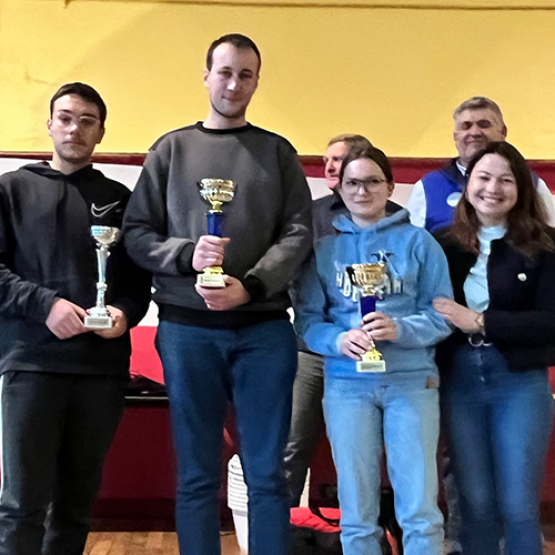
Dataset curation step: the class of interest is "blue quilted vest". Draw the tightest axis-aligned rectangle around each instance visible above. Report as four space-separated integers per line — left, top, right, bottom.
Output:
422 159 466 233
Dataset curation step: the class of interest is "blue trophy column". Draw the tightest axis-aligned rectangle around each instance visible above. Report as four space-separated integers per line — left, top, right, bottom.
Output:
360 295 376 316
207 211 225 237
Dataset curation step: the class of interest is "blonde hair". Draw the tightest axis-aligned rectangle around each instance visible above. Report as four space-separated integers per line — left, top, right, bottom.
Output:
327 134 372 149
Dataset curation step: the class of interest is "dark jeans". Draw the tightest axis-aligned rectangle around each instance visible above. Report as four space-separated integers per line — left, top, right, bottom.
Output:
156 319 298 555
0 372 126 555
441 343 554 555
283 351 325 506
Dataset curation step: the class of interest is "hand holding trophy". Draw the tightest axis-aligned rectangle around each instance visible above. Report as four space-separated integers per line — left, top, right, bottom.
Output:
346 263 387 373
84 226 120 329
196 179 235 288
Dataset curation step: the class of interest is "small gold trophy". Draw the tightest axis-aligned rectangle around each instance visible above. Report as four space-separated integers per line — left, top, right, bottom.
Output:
196 179 235 288
346 263 387 373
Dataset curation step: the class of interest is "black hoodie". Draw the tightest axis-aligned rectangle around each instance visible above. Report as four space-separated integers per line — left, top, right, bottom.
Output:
0 162 151 376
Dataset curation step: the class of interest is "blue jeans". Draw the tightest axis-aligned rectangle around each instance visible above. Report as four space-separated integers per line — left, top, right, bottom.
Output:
441 343 554 555
156 319 297 555
323 376 443 555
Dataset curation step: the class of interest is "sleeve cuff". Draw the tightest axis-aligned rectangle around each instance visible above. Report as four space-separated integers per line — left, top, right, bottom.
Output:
176 242 195 274
335 332 347 356
242 275 266 303
393 318 405 344
38 293 59 323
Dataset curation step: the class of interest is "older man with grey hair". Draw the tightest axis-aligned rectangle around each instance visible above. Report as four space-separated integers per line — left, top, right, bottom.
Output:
407 96 555 233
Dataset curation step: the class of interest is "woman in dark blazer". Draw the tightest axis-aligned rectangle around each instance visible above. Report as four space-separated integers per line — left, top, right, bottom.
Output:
433 141 555 555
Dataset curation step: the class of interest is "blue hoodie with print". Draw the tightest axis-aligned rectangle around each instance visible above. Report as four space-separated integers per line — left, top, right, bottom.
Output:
294 209 453 384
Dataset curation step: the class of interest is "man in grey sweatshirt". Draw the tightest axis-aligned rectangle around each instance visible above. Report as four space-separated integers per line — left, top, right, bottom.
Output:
123 33 312 555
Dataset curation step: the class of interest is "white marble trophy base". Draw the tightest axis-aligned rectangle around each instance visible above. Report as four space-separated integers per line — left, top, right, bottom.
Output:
84 313 113 330
196 272 226 288
357 360 386 373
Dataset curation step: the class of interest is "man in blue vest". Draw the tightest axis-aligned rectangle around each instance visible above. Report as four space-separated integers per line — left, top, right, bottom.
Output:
407 96 555 233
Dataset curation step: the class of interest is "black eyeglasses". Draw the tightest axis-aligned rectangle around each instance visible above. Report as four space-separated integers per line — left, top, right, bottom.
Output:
342 178 388 193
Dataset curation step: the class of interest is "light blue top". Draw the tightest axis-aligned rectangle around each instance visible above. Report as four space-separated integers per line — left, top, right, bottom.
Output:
463 225 507 312
293 209 453 384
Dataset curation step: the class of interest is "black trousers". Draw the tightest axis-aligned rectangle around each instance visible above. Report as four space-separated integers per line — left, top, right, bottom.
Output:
0 371 126 555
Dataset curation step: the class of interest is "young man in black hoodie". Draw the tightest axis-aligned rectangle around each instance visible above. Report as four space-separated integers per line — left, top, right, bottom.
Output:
0 82 151 555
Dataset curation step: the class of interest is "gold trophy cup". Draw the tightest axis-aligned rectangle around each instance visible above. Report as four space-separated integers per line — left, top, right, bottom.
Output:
346 263 387 372
196 179 235 288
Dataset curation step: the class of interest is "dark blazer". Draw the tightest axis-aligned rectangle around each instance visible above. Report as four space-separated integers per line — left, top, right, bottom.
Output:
436 227 555 371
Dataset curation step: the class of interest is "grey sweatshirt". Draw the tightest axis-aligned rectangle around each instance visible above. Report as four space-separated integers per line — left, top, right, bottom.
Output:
123 122 313 327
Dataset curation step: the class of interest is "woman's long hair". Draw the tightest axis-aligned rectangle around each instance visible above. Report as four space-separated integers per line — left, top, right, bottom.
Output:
452 141 553 258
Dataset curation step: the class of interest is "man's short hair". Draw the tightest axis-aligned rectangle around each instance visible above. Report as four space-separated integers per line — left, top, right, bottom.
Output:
453 96 505 126
49 82 107 126
327 134 373 149
206 33 261 72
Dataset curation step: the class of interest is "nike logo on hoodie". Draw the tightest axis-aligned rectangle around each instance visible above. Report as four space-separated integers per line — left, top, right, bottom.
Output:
91 201 121 218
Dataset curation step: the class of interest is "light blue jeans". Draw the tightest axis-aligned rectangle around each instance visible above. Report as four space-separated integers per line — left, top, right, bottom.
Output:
323 375 443 555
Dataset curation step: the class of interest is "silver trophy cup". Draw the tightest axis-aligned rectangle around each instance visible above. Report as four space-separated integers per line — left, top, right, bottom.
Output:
84 226 120 329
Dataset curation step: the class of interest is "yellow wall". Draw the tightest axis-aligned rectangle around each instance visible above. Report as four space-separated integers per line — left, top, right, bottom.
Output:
2 0 555 158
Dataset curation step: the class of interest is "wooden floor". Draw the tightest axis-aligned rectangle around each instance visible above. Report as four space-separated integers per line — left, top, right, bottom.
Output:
84 528 555 555
84 532 241 555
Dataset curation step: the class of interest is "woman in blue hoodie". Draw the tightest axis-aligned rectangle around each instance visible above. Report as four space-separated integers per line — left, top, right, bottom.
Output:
294 146 453 555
